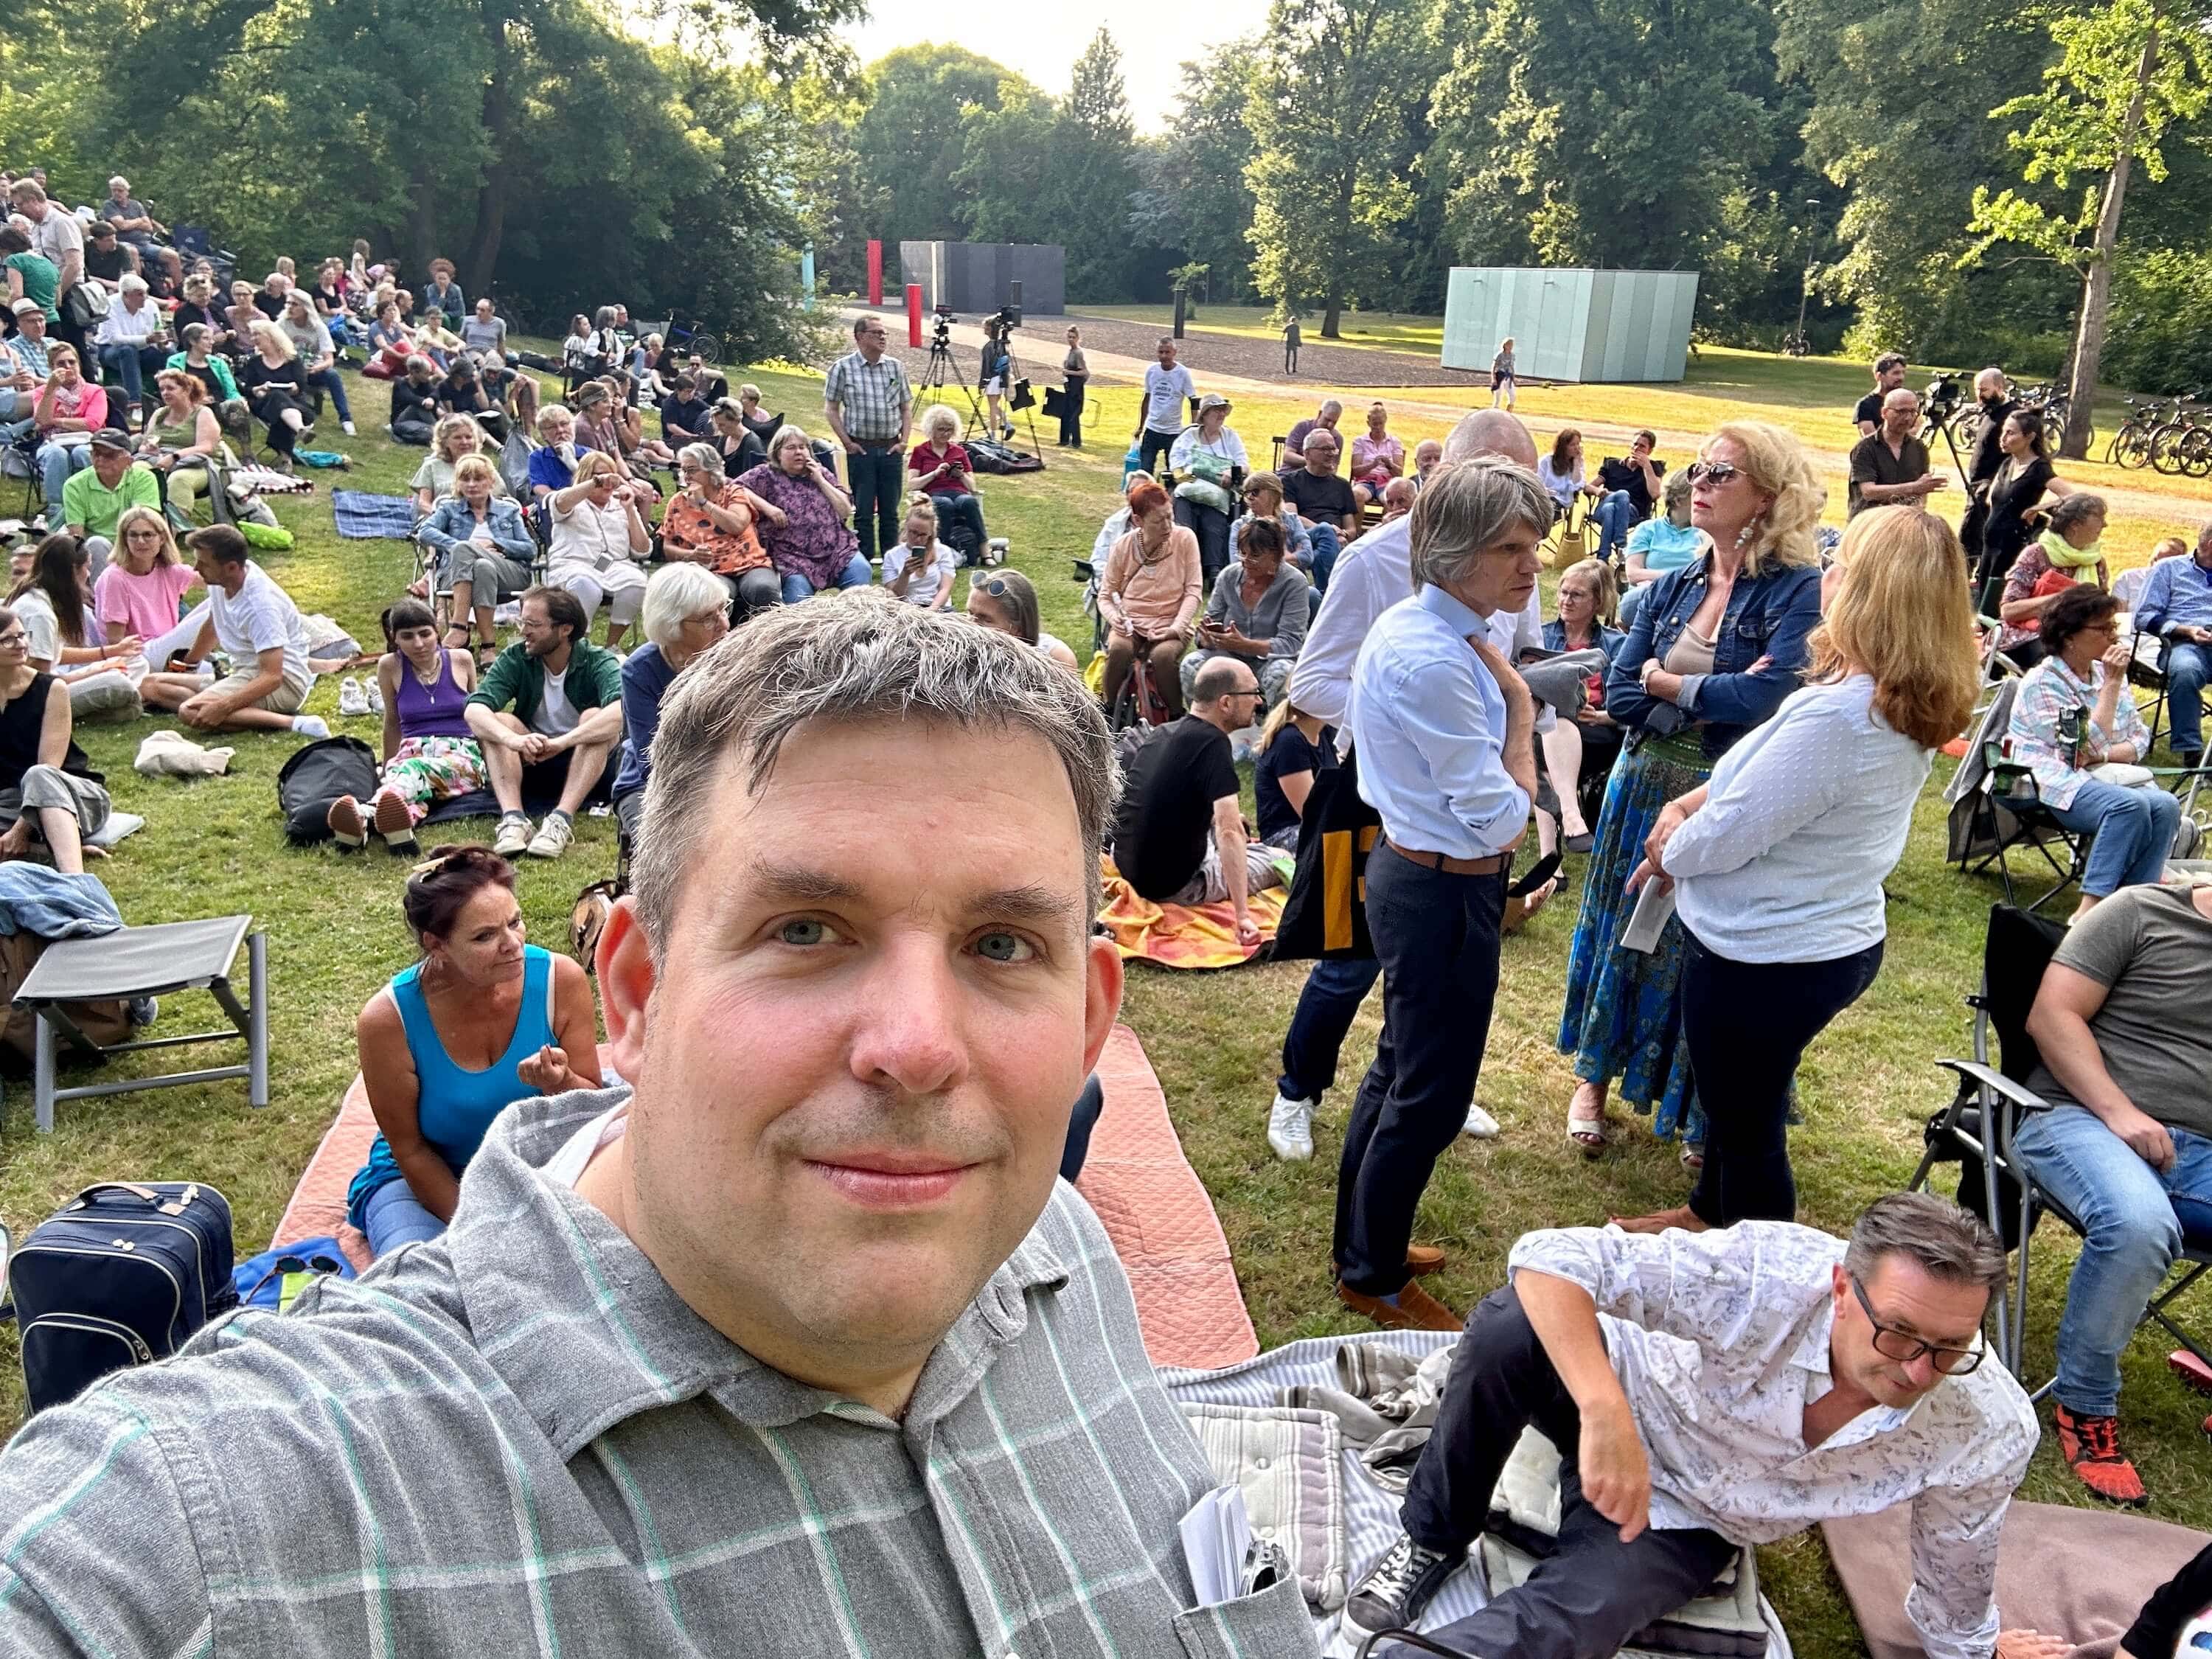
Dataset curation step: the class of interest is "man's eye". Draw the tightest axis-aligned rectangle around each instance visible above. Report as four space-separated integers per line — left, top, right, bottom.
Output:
776 919 834 947
973 931 1034 964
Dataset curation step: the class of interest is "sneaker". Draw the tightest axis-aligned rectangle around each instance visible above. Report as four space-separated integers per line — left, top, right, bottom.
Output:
370 787 417 856
1343 1535 1461 1641
525 812 574 859
493 813 534 858
291 714 330 739
1462 1102 1500 1138
1267 1093 1315 1161
341 420 357 436
337 675 369 717
2053 1403 2149 1506
325 794 368 851
364 678 384 714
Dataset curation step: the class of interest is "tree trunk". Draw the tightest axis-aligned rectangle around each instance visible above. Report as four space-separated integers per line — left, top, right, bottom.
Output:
406 164 438 278
462 0 516 299
2062 22 2157 459
1321 174 1355 338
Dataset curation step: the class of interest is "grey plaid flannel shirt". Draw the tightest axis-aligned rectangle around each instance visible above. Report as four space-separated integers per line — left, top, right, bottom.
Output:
824 349 911 442
0 1088 1320 1659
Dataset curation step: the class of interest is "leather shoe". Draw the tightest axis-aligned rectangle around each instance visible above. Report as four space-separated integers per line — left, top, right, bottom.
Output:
1338 1279 1462 1332
1404 1245 1446 1276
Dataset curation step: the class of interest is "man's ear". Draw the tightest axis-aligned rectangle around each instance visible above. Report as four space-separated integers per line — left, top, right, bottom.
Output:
598 896 655 1084
1080 931 1124 1082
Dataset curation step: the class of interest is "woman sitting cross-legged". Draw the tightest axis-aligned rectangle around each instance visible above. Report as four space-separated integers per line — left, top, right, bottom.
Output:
1533 557 1627 854
389 355 440 446
2004 582 2182 923
347 847 601 1259
417 454 535 666
323 600 486 855
0 602 116 874
735 425 870 604
545 450 650 649
611 562 731 847
7 534 142 721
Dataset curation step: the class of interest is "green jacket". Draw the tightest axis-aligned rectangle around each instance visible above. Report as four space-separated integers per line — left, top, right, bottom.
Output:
164 350 239 402
466 639 622 733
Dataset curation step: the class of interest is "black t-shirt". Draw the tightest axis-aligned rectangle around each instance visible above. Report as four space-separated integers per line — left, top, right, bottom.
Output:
0 674 93 790
1969 397 2017 483
437 377 489 415
241 356 304 400
1112 716 1240 902
1596 456 1659 521
661 394 713 440
715 429 767 475
1254 723 1334 844
1854 390 1884 429
254 288 288 319
1846 431 1930 518
171 300 226 344
83 243 130 285
1281 467 1356 526
178 361 225 406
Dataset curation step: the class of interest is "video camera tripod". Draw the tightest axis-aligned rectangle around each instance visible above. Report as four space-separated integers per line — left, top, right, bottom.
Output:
917 311 987 434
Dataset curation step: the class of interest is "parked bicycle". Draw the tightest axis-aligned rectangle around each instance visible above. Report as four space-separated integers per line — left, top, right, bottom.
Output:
636 316 720 366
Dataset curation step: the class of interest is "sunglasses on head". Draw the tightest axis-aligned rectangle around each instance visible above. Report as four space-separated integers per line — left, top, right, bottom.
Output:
975 577 1015 599
1686 461 1744 487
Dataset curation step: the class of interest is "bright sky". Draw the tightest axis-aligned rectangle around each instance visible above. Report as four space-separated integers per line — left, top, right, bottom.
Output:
846 0 1274 133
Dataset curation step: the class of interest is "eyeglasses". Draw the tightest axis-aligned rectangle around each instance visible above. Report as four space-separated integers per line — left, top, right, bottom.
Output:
0 630 28 647
975 577 1016 599
1686 461 1743 487
1225 688 1264 702
1849 1276 1985 1375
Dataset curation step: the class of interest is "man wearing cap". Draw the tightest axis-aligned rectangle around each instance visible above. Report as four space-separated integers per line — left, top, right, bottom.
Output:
1 299 50 442
63 430 159 576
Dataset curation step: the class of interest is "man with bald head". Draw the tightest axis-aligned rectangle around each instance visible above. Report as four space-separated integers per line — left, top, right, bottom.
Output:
1962 368 2017 563
1265 408 1543 1165
1847 387 1944 518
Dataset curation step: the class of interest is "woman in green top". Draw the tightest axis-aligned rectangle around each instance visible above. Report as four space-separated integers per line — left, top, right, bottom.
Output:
0 227 59 322
136 370 230 524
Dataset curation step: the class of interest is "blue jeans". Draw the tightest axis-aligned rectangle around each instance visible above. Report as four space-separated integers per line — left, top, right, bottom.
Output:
845 443 904 564
305 366 352 425
780 552 872 605
1278 955 1382 1103
97 341 167 408
36 439 88 515
361 1178 448 1258
2165 641 2209 757
929 490 987 552
1306 523 1342 594
1593 490 1637 560
2048 778 2181 898
2011 1107 2212 1416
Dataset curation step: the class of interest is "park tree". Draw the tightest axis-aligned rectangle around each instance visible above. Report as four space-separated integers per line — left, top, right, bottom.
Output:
1130 53 1262 303
1244 0 1442 336
849 46 1029 264
1964 0 2212 456
1040 28 1141 302
953 87 1061 248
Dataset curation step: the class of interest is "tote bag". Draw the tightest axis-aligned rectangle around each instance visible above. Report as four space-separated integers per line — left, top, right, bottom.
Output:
1270 748 1382 962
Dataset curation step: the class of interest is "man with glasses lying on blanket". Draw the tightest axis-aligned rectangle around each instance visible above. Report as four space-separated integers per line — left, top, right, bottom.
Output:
1346 1194 2061 1659
0 594 1323 1659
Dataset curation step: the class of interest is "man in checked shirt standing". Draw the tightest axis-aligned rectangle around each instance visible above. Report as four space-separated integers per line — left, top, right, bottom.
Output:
824 313 912 571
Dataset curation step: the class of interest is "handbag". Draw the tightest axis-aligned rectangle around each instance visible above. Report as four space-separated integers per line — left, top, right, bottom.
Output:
1270 750 1383 962
1043 386 1068 419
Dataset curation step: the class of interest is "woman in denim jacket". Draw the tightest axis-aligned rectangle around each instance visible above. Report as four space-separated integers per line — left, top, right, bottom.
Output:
1557 420 1825 1164
415 455 537 665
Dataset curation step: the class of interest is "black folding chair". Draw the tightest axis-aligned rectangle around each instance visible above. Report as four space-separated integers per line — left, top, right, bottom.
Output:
1956 677 2096 913
1911 905 2212 1396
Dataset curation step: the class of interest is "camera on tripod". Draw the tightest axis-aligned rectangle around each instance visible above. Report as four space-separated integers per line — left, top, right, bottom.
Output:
984 302 1021 333
1924 374 1964 426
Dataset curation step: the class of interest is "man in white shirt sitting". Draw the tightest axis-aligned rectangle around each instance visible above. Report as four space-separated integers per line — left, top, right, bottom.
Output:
1346 1195 2054 1659
141 525 330 738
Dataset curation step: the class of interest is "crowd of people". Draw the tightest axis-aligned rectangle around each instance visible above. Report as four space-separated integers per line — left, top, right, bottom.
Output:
7 170 2212 1659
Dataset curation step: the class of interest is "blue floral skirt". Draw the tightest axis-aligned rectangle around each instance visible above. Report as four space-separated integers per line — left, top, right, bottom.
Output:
1557 731 1712 1145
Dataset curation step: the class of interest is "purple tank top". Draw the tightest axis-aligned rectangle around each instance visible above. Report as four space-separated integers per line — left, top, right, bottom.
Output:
393 652 474 740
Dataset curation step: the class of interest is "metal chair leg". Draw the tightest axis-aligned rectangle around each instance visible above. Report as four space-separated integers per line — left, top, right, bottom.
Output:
248 931 268 1107
34 1009 56 1133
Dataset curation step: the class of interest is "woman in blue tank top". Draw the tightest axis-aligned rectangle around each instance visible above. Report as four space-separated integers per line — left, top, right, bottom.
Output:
348 846 602 1258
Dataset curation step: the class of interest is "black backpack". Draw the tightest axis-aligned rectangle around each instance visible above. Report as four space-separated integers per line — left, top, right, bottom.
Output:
277 736 380 845
7 1182 237 1413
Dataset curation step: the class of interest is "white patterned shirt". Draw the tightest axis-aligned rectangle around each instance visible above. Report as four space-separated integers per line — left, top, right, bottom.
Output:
1509 1222 2036 1659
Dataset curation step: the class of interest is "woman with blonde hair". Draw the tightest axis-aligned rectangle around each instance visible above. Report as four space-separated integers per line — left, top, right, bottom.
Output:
409 413 504 517
1557 419 1826 1161
906 403 990 554
94 506 199 649
240 318 313 465
1615 506 1978 1229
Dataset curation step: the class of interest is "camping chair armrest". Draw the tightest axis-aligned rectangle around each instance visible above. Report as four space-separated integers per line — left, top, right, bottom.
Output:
1935 1059 2056 1119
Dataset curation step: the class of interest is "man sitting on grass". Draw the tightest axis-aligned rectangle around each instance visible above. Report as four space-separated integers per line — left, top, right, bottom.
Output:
139 524 330 738
464 586 622 861
0 597 1323 1659
1346 1194 2053 1659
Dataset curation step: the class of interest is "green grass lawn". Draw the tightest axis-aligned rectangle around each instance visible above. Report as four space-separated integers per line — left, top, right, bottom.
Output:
0 355 2205 1658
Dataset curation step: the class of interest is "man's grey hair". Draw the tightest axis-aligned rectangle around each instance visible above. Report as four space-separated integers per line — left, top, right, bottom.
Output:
118 274 147 295
109 175 129 190
676 440 723 479
1442 408 1539 470
1319 400 1342 417
1407 459 1552 592
639 562 729 650
1842 1192 2005 1295
632 594 1119 957
2046 492 2105 536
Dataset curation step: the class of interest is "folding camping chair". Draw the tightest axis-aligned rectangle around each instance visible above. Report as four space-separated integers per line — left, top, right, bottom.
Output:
1949 676 2097 913
1910 904 2212 1396
11 915 267 1133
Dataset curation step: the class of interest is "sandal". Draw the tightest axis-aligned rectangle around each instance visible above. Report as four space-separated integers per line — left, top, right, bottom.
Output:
1680 1143 1705 1171
1609 1205 1708 1237
1565 1080 1609 1159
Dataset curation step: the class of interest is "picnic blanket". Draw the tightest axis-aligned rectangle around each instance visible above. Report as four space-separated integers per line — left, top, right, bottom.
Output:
332 490 419 540
273 1023 1261 1372
1824 1500 2209 1659
1101 855 1287 969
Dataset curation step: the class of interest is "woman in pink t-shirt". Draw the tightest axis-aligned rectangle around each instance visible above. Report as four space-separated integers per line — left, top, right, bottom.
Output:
1349 400 1404 509
94 507 201 648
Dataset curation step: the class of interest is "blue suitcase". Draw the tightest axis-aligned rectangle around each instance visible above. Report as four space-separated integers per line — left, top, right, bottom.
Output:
7 1180 237 1413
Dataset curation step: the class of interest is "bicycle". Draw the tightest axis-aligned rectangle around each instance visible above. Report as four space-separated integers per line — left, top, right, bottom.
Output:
2106 396 2172 470
638 316 720 367
1780 330 1810 358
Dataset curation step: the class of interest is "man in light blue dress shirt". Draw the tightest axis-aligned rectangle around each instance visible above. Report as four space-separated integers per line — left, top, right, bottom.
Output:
1334 459 1547 1331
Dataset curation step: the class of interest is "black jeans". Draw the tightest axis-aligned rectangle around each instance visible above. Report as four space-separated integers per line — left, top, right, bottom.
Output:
1175 496 1234 589
723 567 782 622
1394 1285 1738 1659
1058 379 1085 446
1683 934 1885 1227
1139 428 1175 478
844 442 904 566
1333 843 1503 1296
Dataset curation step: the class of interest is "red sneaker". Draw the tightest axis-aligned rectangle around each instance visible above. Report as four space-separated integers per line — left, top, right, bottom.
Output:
2053 1404 2148 1506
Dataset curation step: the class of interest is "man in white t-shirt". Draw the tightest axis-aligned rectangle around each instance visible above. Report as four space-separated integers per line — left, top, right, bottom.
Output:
1133 336 1197 480
140 525 329 737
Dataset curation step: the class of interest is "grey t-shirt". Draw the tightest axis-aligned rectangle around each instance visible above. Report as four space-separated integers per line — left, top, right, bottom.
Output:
2025 884 2212 1136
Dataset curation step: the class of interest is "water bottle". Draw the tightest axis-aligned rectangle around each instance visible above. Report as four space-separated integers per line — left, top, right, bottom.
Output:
1123 439 1144 484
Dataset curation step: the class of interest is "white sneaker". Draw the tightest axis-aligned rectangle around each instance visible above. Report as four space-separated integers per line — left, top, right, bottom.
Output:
341 420 357 436
291 714 331 739
1267 1093 1315 1161
1462 1102 1500 1138
493 814 534 858
337 675 369 716
364 678 384 714
525 813 574 859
